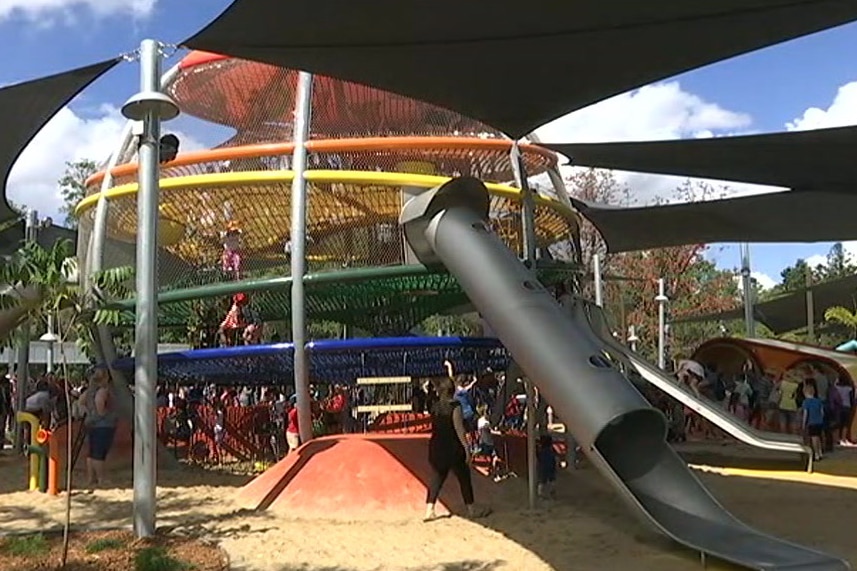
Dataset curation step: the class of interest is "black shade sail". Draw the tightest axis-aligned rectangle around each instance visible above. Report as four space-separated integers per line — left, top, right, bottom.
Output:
572 190 857 253
184 0 857 137
0 59 120 224
547 125 857 190
679 274 857 334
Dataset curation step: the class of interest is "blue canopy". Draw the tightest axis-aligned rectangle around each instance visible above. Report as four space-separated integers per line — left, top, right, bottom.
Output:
112 337 508 385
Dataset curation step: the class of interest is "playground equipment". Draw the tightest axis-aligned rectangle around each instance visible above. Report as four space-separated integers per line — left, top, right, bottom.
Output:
399 177 848 571
14 411 56 493
78 51 579 337
583 303 813 466
76 51 849 569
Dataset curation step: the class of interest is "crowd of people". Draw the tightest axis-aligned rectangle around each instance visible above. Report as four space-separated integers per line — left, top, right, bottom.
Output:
665 358 855 460
0 369 119 487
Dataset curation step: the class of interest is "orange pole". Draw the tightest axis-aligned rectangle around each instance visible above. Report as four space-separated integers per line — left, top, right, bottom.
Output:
47 430 59 496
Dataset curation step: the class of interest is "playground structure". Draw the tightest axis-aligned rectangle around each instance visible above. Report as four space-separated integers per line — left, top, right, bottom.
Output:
77 51 579 337
14 411 61 495
72 49 850 569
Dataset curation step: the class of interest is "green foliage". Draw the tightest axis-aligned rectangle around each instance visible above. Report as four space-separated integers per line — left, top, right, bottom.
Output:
0 239 134 358
420 314 482 337
85 537 125 554
824 306 857 339
134 546 194 571
58 159 97 228
2 534 49 556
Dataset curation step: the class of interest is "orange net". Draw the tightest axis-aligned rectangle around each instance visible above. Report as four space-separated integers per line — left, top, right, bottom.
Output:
80 52 578 298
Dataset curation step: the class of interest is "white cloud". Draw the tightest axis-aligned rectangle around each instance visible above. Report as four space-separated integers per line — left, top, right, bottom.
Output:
735 272 776 292
537 81 752 144
786 81 857 131
535 81 782 205
0 0 156 22
785 80 857 265
8 103 203 221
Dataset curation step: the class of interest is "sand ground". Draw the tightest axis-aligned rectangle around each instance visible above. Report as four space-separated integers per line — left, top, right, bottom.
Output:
1 445 856 571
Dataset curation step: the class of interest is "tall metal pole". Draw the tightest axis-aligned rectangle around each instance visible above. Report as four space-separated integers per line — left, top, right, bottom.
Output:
290 71 315 443
740 243 755 338
510 142 538 509
131 39 163 539
592 254 603 307
806 266 815 343
14 209 37 453
45 313 55 374
656 279 668 370
510 142 537 263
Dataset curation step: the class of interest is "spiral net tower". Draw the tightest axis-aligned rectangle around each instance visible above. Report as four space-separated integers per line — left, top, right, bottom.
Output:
78 51 579 336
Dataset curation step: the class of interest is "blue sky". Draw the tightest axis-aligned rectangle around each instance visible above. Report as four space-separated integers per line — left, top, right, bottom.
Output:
2 1 856 289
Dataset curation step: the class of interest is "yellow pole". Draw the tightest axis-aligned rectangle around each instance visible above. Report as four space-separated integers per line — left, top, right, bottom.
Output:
15 411 41 491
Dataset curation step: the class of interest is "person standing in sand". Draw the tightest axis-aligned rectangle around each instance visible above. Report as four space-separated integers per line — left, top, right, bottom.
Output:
424 376 490 521
82 369 118 488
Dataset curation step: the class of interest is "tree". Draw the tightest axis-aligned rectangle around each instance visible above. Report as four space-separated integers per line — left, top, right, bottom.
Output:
824 306 857 340
58 159 97 229
562 172 738 359
0 239 131 568
819 242 856 283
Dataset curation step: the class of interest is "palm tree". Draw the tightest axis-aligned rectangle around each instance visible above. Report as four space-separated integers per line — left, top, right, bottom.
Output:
0 239 131 569
824 305 857 341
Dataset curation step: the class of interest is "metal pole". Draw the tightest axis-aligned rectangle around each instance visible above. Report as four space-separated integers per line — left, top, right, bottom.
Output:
510 142 537 263
13 209 37 453
510 142 538 509
740 243 755 338
524 377 537 509
806 266 815 343
132 39 163 539
45 313 54 374
592 254 603 307
290 71 315 443
656 279 668 370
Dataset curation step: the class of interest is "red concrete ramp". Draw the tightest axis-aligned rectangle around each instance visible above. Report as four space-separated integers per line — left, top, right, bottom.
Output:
238 434 493 520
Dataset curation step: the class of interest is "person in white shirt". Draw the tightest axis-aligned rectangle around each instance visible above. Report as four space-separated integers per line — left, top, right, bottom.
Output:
24 380 53 425
476 404 503 481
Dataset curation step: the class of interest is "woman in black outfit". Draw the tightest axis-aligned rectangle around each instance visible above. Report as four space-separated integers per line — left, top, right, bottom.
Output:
424 376 490 521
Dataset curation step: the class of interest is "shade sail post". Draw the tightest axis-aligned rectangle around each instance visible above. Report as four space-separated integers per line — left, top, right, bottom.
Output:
13 209 37 453
740 243 756 338
806 268 815 343
656 278 668 370
289 71 315 443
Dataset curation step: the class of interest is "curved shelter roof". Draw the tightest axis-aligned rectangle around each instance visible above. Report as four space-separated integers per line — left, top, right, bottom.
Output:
185 0 857 137
111 337 508 385
0 59 119 224
570 190 857 253
547 126 857 192
693 336 857 380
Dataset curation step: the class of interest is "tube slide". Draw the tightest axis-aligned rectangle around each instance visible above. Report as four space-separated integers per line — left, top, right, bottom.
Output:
400 177 849 571
577 298 812 464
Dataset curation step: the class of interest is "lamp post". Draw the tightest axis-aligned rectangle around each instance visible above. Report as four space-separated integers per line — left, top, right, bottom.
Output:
121 38 179 539
627 325 639 352
655 279 668 370
592 254 603 307
39 313 58 374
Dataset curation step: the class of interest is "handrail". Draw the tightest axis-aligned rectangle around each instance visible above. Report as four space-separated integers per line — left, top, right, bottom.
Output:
76 170 580 224
84 137 558 188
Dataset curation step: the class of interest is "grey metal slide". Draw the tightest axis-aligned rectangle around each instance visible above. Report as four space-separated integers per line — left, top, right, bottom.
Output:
578 300 813 465
400 177 850 571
